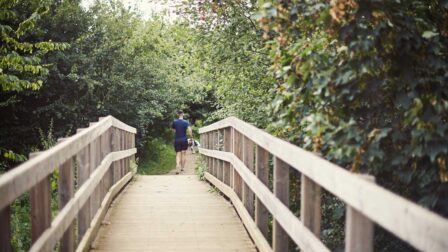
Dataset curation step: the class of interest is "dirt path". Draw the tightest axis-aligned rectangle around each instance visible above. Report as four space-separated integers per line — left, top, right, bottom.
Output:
168 151 199 175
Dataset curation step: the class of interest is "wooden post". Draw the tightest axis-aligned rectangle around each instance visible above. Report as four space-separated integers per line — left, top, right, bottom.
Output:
345 175 375 252
232 129 243 199
58 144 75 252
76 134 91 241
218 130 224 181
113 128 121 183
0 206 11 252
255 145 269 239
301 175 322 238
212 131 216 176
101 130 111 197
29 152 52 243
223 127 232 186
119 130 124 177
273 157 290 252
204 132 211 173
89 135 100 219
242 136 255 218
210 132 214 174
131 131 136 172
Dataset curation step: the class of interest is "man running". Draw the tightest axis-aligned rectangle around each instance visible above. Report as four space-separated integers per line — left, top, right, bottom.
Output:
171 110 193 174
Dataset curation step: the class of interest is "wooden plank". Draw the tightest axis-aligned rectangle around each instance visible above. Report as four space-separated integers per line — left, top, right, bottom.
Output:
58 155 75 252
199 148 329 252
345 175 375 252
273 157 290 252
76 143 91 240
113 128 121 183
76 172 133 252
89 136 100 221
92 175 256 251
232 129 243 199
205 172 272 252
0 116 132 210
198 118 232 134
301 175 321 238
243 136 255 218
200 117 448 252
215 131 219 176
255 145 269 239
208 132 212 173
111 117 137 134
223 127 232 186
130 132 136 174
29 148 136 252
0 206 11 252
29 152 52 243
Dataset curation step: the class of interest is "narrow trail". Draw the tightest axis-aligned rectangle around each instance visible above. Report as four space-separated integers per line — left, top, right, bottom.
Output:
168 151 199 175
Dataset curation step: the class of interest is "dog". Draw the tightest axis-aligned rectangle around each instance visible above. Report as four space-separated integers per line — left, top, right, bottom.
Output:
188 138 200 153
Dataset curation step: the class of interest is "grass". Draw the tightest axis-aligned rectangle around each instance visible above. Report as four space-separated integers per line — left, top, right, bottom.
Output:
138 138 176 175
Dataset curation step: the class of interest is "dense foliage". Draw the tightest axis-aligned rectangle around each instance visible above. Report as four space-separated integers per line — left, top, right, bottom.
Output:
180 0 274 126
258 0 448 214
1 0 447 251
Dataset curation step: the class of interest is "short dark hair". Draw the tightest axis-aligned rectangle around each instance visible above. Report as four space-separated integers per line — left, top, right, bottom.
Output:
177 110 184 115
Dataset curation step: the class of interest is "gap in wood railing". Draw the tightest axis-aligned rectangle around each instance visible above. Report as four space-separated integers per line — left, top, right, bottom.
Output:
289 167 301 217
288 166 301 252
319 188 346 251
374 224 417 252
267 154 274 192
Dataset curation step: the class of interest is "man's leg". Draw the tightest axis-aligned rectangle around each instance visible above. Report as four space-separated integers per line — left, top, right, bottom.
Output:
181 150 187 170
176 151 182 171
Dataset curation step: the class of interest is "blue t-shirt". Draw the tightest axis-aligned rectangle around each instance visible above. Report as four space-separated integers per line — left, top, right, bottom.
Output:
171 119 190 141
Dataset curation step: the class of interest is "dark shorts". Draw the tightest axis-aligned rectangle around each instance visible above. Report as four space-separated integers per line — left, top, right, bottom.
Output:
174 139 188 152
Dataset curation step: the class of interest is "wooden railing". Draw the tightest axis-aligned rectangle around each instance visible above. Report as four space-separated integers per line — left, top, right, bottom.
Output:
0 116 136 252
199 116 448 252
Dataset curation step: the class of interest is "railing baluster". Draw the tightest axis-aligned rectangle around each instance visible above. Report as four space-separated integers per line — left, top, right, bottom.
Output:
255 145 269 239
76 130 91 241
58 147 75 252
207 132 211 173
345 175 375 252
301 175 322 238
89 134 100 219
243 136 255 218
29 152 52 243
273 157 290 252
223 127 232 186
100 130 109 201
212 131 217 176
232 129 243 199
130 131 136 170
0 206 11 252
217 130 223 181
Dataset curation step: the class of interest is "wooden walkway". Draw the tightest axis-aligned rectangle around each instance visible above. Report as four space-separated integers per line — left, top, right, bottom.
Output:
91 175 256 251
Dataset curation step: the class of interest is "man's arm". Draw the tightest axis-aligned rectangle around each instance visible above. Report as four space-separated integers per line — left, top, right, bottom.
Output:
187 126 193 138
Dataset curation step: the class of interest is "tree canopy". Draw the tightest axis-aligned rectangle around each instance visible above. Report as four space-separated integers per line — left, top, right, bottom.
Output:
1 0 447 250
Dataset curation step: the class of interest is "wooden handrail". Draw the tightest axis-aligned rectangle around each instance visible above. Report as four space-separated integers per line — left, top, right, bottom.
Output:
199 117 448 252
0 116 137 252
0 116 135 210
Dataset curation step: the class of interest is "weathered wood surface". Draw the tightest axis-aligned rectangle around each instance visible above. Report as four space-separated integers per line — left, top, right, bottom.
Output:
0 116 136 211
91 175 256 252
199 148 329 252
199 117 448 252
29 149 136 252
205 172 272 252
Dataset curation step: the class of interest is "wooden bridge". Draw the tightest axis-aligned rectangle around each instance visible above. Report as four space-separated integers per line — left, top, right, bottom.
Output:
0 116 447 252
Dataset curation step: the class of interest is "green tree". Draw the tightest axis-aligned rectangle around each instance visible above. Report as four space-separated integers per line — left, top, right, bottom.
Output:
0 0 68 92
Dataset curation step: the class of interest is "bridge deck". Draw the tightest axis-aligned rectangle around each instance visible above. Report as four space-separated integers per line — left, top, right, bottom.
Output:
91 175 256 251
